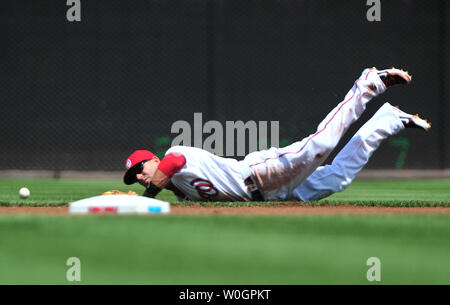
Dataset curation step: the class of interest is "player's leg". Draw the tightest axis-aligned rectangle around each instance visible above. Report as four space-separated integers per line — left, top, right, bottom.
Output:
242 68 410 200
291 102 430 201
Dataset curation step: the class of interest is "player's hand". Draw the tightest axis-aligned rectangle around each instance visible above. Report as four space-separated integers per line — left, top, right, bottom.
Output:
102 190 139 196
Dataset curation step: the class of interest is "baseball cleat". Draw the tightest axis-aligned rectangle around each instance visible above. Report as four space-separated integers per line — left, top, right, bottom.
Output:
377 68 412 87
392 106 431 131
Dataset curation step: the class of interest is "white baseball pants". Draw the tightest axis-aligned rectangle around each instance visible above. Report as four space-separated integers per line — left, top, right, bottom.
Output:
292 102 405 201
240 68 396 201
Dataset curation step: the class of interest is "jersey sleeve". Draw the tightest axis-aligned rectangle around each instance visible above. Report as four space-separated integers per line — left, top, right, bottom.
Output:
157 153 186 178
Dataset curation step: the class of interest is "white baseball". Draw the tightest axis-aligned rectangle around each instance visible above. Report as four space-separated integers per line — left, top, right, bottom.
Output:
19 187 30 199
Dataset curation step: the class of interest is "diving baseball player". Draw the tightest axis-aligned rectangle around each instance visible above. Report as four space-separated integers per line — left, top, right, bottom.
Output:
123 67 431 202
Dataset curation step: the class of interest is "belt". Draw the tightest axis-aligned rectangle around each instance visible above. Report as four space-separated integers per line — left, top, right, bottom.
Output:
244 177 264 201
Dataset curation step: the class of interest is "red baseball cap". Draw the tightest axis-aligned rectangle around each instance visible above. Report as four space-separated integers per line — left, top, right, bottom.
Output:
123 150 157 185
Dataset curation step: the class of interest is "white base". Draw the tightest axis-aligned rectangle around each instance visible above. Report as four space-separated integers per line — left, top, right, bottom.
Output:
69 195 170 214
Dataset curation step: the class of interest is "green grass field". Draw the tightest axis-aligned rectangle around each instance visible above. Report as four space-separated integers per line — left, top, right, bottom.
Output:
1 178 449 207
0 178 450 284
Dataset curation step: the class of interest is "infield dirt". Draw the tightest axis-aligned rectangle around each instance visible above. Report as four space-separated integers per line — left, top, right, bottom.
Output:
1 205 450 215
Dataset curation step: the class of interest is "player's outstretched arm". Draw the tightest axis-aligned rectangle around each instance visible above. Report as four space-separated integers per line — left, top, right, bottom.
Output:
142 169 169 198
151 169 172 187
142 153 186 198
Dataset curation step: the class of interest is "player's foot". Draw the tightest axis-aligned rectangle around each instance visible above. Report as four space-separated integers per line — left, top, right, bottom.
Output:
377 68 412 87
392 105 431 131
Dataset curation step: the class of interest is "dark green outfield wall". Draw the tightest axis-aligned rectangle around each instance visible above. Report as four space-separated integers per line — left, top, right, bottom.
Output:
1 0 448 170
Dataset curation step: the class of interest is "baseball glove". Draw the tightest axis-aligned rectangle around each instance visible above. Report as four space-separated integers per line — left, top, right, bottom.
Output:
102 190 139 196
